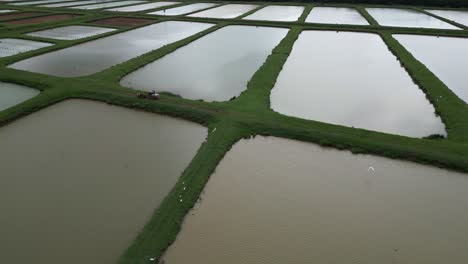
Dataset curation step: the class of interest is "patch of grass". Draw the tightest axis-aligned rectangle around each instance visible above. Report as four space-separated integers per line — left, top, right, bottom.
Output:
0 2 467 264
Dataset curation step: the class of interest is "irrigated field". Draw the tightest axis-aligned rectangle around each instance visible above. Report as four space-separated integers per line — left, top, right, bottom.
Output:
0 0 467 263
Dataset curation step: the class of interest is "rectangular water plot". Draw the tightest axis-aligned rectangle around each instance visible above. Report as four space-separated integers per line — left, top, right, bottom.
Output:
306 7 368 25
0 38 52 57
11 0 77 6
270 31 445 137
0 82 39 111
149 2 217 16
72 0 145 10
107 1 178 12
121 25 288 102
394 34 468 104
188 4 257 19
9 21 213 77
366 7 459 29
40 0 116 8
243 5 304 22
162 136 468 264
5 14 77 25
0 99 207 264
27 25 116 40
426 9 468 26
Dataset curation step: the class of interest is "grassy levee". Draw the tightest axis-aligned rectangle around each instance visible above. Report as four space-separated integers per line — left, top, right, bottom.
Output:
229 26 301 112
95 22 225 83
0 1 468 264
380 32 468 141
119 121 250 264
356 5 379 25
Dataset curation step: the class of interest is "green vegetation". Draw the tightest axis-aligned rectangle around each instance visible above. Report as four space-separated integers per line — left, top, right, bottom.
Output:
0 1 467 264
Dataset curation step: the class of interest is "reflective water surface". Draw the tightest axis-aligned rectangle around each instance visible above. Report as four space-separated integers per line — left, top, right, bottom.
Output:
27 25 115 40
426 9 468 26
0 99 206 264
0 82 39 111
394 34 468 104
40 0 115 8
243 5 304 21
9 21 213 77
107 1 178 12
270 31 446 137
72 0 145 10
366 7 459 29
188 4 257 18
121 26 287 101
306 7 368 25
0 38 52 57
163 136 468 264
149 3 217 16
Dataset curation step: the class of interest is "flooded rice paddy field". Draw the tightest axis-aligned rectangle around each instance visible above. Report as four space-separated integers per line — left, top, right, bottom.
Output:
426 9 468 26
305 7 368 25
26 25 116 40
9 21 213 76
120 25 288 101
394 34 468 104
270 30 446 137
366 7 460 29
0 99 207 263
243 5 304 21
163 136 468 264
188 4 258 18
1 1 468 264
0 82 39 111
149 3 218 16
107 1 179 12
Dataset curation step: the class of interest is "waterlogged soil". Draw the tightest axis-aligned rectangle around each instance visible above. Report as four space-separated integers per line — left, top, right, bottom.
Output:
0 99 207 264
0 11 45 20
163 136 468 264
5 14 78 25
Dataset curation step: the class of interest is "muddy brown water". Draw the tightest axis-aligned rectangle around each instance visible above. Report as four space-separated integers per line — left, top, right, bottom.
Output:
0 99 207 264
163 136 468 264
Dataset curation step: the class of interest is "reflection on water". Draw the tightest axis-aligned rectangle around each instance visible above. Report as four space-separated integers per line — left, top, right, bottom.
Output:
426 9 468 26
306 7 368 25
394 34 468 104
121 25 288 102
271 30 446 137
9 21 213 77
243 5 304 21
366 7 459 29
0 82 39 111
188 4 257 19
